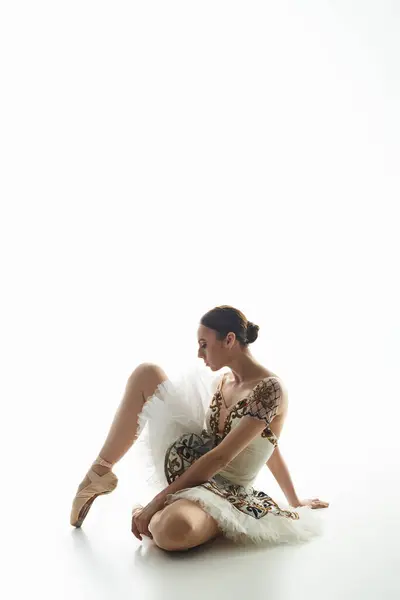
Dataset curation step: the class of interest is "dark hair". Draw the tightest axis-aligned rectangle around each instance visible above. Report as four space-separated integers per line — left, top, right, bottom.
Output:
200 305 260 347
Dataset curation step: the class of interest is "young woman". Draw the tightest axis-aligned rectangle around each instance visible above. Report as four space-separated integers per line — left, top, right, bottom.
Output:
70 305 329 550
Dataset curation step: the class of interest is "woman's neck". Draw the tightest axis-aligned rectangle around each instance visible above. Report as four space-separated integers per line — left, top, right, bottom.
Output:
225 354 265 385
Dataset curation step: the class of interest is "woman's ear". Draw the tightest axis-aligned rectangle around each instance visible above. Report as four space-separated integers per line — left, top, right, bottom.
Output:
226 332 236 348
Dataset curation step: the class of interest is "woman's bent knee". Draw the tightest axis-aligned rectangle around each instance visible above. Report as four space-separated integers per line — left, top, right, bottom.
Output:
130 362 164 379
128 363 168 400
149 510 193 551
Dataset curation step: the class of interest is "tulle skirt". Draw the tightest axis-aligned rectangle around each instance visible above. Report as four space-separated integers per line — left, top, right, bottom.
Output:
134 365 325 546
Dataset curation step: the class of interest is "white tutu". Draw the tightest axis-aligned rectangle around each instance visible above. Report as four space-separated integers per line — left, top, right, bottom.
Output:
134 365 325 546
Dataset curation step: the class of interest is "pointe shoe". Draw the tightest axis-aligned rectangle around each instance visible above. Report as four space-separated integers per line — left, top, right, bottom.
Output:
70 467 118 527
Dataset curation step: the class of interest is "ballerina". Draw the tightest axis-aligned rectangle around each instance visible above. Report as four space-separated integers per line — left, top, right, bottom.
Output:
70 305 329 551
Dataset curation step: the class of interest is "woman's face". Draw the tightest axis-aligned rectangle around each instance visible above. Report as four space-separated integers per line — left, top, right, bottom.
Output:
197 325 231 370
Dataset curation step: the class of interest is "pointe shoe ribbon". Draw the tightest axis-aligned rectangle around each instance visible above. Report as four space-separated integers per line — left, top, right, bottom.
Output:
70 468 118 527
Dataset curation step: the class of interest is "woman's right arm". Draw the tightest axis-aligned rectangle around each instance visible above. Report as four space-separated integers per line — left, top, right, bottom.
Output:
266 447 301 507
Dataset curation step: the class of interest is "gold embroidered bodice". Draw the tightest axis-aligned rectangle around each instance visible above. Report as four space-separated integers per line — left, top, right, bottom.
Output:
204 373 282 488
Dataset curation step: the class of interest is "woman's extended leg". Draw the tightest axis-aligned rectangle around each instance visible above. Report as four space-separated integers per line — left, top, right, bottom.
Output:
76 362 169 492
148 499 222 551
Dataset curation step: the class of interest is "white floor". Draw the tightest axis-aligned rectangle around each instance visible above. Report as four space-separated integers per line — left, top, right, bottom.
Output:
4 411 399 600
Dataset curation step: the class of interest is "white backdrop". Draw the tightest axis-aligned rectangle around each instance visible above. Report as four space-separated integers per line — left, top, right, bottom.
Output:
1 2 399 598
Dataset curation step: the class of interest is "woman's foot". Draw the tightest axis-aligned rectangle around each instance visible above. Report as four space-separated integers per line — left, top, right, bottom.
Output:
76 464 111 493
70 456 118 527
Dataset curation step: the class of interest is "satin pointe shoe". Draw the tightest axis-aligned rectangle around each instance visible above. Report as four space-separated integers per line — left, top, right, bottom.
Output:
70 456 118 527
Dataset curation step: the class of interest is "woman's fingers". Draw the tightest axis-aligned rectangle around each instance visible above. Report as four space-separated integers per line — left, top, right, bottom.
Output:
312 499 329 509
137 518 153 539
131 507 144 540
131 515 154 540
131 518 142 540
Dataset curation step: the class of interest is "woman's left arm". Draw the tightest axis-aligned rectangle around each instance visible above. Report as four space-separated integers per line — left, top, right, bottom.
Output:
133 378 283 538
150 376 285 510
144 416 268 513
132 418 269 538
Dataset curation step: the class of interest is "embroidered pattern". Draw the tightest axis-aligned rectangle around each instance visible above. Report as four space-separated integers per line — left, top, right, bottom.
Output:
165 431 217 483
164 432 299 521
246 377 281 423
201 478 299 520
207 377 280 448
208 395 223 443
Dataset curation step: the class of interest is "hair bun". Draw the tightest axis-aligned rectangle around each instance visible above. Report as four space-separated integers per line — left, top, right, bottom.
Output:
246 321 259 344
